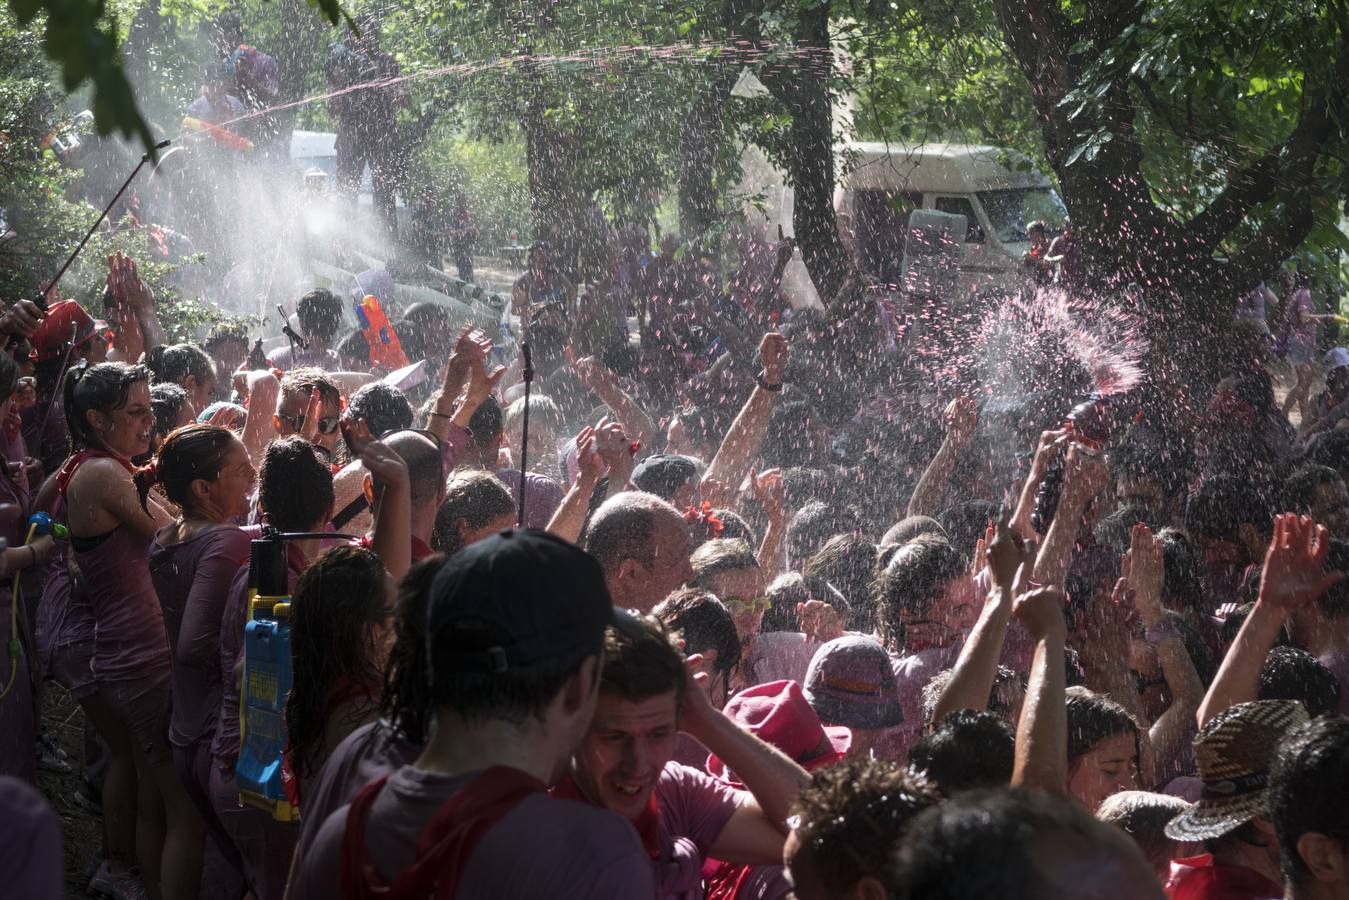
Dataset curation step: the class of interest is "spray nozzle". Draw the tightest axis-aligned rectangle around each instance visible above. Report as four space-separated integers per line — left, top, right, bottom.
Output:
27 512 69 540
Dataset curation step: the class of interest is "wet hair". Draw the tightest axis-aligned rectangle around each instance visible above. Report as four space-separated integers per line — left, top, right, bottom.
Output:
787 759 940 899
1093 504 1166 556
466 395 503 452
908 710 1015 796
668 405 728 453
1110 440 1189 501
504 395 562 441
1095 791 1192 875
691 538 759 588
1282 464 1344 515
1270 717 1349 889
599 615 686 707
284 546 387 795
149 382 191 443
760 399 824 468
431 471 514 556
785 501 862 570
278 367 341 409
709 508 754 545
585 491 680 573
258 436 335 532
335 329 370 370
1317 538 1349 620
880 516 948 548
296 288 344 342
143 343 214 391
1157 527 1207 619
891 787 1144 900
937 500 999 559
401 302 451 331
346 382 413 436
204 321 248 351
1306 428 1349 476
1066 686 1140 771
921 666 1023 728
379 554 445 743
874 536 967 650
381 430 444 506
763 571 845 633
137 424 237 513
1185 473 1273 543
653 587 741 697
63 361 152 451
803 534 878 631
1259 646 1342 719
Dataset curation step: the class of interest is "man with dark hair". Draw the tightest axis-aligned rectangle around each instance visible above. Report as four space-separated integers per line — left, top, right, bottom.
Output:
558 617 811 895
1270 716 1349 900
1283 465 1349 540
631 453 702 509
1259 646 1343 720
291 531 654 899
451 395 565 529
785 501 862 570
1185 474 1274 613
269 289 345 371
907 709 1015 795
784 759 939 900
345 382 413 436
890 787 1162 899
586 491 694 612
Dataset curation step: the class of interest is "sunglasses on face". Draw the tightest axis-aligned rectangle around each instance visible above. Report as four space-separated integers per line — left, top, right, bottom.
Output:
725 596 772 614
276 411 340 435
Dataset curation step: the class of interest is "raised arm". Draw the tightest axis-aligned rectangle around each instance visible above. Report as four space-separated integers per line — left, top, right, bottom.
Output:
546 427 601 544
1126 524 1205 766
1011 583 1068 793
701 332 788 509
570 352 658 451
109 253 166 359
238 370 279 464
425 327 488 446
906 396 977 518
343 419 412 583
931 523 1036 727
1197 514 1342 727
750 468 787 576
1031 445 1108 589
1010 429 1068 541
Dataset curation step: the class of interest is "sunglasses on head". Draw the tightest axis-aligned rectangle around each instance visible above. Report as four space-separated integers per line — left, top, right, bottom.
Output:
275 411 340 435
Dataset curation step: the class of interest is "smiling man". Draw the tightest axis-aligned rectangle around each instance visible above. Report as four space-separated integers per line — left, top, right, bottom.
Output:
557 617 810 898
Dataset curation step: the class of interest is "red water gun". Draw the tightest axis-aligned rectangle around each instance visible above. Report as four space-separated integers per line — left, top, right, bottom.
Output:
181 117 254 152
354 294 408 373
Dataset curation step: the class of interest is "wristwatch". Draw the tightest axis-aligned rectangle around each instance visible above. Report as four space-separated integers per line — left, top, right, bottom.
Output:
756 370 783 393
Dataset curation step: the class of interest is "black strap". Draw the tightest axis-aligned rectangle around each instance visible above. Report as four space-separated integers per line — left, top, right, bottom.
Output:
331 494 369 531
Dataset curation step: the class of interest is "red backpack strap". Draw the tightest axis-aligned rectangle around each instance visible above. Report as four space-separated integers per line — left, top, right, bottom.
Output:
339 774 392 900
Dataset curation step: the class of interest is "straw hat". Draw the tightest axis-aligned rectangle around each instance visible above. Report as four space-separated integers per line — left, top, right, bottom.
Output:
1164 699 1309 842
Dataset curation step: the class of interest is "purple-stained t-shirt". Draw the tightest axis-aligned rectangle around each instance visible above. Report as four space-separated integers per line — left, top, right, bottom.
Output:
745 631 819 686
0 777 62 899
652 762 748 899
34 492 93 672
78 525 170 685
1320 650 1349 715
293 719 420 868
291 765 655 900
149 525 255 748
887 643 962 759
496 468 564 530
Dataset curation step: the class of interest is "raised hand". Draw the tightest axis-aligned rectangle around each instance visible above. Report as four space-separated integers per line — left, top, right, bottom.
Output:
108 252 154 312
590 416 630 470
750 467 785 523
987 520 1037 593
1013 585 1067 641
1258 513 1345 611
344 417 409 488
574 427 601 484
797 599 845 644
943 395 978 447
1061 443 1109 502
1126 523 1165 625
443 326 492 396
299 388 323 444
1030 428 1070 475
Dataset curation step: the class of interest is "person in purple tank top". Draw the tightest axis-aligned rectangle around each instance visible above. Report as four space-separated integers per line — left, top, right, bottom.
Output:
148 424 259 890
62 361 203 900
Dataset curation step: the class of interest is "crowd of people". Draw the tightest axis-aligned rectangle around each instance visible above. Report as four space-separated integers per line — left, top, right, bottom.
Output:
0 215 1347 900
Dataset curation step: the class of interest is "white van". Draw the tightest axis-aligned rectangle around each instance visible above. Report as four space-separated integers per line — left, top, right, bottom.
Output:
742 141 1066 301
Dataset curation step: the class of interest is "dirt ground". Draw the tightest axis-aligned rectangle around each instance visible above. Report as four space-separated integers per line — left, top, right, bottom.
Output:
36 686 104 898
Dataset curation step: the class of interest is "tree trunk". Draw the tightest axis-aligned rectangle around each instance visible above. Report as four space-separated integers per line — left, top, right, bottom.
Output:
676 72 735 241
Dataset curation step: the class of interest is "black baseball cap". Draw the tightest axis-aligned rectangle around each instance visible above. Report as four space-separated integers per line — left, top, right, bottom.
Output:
427 529 641 675
631 454 700 502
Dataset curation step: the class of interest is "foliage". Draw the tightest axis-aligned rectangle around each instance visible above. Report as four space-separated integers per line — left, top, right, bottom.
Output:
409 129 531 248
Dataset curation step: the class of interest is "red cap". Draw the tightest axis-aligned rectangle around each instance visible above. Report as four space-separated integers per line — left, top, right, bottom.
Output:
707 680 850 786
30 300 96 362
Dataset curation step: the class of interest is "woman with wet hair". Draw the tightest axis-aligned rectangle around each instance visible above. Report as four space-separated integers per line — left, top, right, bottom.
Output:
283 545 393 806
143 342 217 412
147 424 257 888
60 361 202 899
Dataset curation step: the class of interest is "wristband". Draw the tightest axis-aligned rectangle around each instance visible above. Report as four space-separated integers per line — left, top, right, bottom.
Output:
756 371 783 393
429 410 452 420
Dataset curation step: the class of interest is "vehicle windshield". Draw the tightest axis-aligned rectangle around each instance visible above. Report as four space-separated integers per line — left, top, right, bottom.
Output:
977 188 1067 244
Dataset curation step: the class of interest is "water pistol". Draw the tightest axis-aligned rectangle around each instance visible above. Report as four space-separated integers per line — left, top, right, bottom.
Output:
27 512 69 540
181 117 254 152
354 294 409 373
